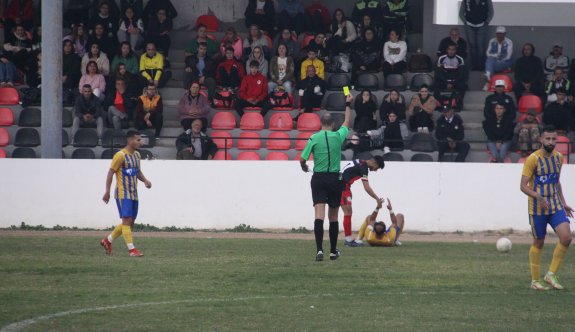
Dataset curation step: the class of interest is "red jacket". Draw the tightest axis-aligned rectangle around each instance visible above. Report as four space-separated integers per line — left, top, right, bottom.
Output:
216 59 246 84
5 0 34 21
239 73 268 102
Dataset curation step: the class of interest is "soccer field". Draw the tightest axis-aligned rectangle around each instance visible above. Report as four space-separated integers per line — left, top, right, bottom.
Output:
1 234 574 332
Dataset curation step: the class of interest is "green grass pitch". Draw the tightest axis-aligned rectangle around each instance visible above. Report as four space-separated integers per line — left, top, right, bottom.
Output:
1 235 574 331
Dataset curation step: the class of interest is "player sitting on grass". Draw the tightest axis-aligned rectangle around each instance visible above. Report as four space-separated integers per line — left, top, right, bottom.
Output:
356 198 405 247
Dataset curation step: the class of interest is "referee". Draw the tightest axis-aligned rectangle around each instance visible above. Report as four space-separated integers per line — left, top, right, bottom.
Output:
300 94 352 261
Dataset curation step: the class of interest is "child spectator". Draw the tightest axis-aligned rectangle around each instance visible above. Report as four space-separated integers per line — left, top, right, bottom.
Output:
484 80 516 121
135 83 163 137
236 60 270 116
79 60 106 98
216 47 246 90
382 30 407 76
81 42 110 76
177 82 212 131
269 43 295 94
483 103 515 163
220 27 243 61
300 47 324 80
118 6 145 52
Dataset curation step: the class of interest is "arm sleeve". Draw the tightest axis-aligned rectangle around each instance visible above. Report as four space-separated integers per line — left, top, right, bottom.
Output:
522 154 537 178
300 137 314 160
337 126 349 144
153 56 164 81
110 152 125 171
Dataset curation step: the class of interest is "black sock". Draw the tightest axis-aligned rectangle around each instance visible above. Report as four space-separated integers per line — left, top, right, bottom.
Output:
314 219 324 252
329 221 339 254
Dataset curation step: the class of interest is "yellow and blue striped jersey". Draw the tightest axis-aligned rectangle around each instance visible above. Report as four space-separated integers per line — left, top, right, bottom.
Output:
110 149 141 200
522 150 564 215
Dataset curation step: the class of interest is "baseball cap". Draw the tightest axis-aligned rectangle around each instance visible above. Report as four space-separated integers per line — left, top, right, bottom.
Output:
496 26 506 33
373 155 385 169
495 79 506 87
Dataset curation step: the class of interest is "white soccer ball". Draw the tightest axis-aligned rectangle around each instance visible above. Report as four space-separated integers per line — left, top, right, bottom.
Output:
496 237 512 253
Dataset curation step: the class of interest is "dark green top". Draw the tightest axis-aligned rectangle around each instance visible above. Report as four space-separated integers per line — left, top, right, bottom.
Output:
301 126 349 173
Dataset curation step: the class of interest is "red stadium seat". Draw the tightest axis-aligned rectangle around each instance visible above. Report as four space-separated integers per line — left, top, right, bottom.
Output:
211 112 237 130
518 95 543 114
488 74 513 93
266 132 291 150
295 151 313 160
213 150 232 160
237 151 261 160
196 15 219 32
0 87 19 105
211 131 233 149
556 135 571 155
238 131 262 150
301 34 315 49
240 112 265 130
297 113 321 131
269 113 293 131
0 148 5 158
0 108 14 126
266 152 289 160
295 131 313 150
0 128 9 147
243 106 263 112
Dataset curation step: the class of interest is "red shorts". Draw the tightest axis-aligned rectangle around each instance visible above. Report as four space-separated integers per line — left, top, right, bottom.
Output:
341 185 352 206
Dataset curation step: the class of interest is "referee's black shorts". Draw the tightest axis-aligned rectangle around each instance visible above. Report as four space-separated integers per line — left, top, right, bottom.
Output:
310 172 343 208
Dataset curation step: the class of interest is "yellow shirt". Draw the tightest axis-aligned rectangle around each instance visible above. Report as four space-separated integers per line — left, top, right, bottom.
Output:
522 150 564 215
365 218 397 247
300 58 325 80
140 53 164 81
111 149 141 200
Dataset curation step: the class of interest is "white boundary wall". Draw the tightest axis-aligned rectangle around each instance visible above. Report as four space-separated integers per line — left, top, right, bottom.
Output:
1 160 575 232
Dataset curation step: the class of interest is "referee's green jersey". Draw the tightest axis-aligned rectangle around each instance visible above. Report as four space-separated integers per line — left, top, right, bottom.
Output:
301 126 349 173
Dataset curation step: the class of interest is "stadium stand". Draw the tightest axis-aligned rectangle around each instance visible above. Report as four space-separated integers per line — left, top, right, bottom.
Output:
266 132 291 150
237 151 261 160
384 74 408 91
73 129 98 148
240 112 265 131
18 108 41 127
268 113 293 131
0 87 19 105
14 128 40 147
265 151 289 160
0 108 15 126
356 73 380 91
72 148 96 159
11 147 36 158
211 112 237 130
237 131 262 150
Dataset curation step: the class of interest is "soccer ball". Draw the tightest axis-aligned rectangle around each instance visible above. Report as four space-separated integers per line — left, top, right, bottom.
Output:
496 237 512 253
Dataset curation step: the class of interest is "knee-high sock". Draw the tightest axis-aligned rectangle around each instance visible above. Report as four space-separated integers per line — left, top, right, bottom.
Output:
357 218 368 241
314 219 323 252
108 224 123 242
343 215 352 240
549 243 568 274
329 221 339 254
529 245 542 281
122 225 135 250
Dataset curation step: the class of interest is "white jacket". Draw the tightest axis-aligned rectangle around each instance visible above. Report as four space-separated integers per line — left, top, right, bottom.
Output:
383 41 407 64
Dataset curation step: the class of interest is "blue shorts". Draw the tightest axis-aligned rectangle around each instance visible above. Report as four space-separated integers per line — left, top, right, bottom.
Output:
529 210 569 239
116 199 139 219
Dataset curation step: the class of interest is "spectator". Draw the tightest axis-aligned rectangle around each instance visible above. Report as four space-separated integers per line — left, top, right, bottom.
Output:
63 40 82 92
300 47 324 80
305 0 331 34
139 42 170 88
220 27 243 61
72 84 105 142
435 43 467 101
246 46 268 77
326 8 357 55
135 83 163 137
3 0 33 40
306 32 329 62
111 42 139 75
104 78 137 129
356 14 383 43
110 63 138 96
382 0 410 38
145 8 173 60
269 43 295 94
484 79 516 121
118 6 145 52
407 85 436 132
382 30 407 76
351 28 381 84
352 0 382 26
89 0 120 22
243 24 270 61
437 27 467 59
236 60 270 116
64 24 88 57
545 68 572 103
368 110 406 151
273 28 300 60
484 26 513 89
81 42 110 76
184 24 219 60
459 0 493 71
354 90 378 133
175 118 218 160
514 109 541 156
436 104 469 162
177 82 212 131
513 43 545 103
79 60 106 98
120 0 144 19
277 0 305 36
543 87 573 133
297 64 325 116
483 103 515 163
0 50 17 87
379 89 406 123
244 0 275 36
142 0 177 26
87 23 116 60
2 24 32 72
216 47 246 90
183 42 216 99
544 44 569 81
89 1 119 42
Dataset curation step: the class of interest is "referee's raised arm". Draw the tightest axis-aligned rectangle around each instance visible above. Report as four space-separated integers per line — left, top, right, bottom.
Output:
342 94 352 129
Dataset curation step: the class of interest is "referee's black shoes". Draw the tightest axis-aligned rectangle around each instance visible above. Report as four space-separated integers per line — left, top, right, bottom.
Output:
316 251 324 261
330 249 341 261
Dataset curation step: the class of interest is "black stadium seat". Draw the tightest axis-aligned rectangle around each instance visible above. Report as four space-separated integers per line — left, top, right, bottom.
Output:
102 129 127 148
327 73 351 91
101 149 115 159
384 74 407 91
410 73 434 91
383 152 404 161
73 128 98 147
62 129 70 147
325 93 347 111
411 153 434 162
18 108 41 127
14 128 40 147
356 73 379 91
409 133 437 152
12 147 37 158
72 148 96 159
62 109 73 127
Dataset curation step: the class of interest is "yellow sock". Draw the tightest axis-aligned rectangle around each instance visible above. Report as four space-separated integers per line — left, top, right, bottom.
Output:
122 225 135 250
357 219 368 240
549 243 569 274
529 245 542 281
111 224 123 239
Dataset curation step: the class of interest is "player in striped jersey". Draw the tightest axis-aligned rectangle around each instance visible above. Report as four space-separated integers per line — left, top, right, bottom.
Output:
101 131 152 257
520 125 573 290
